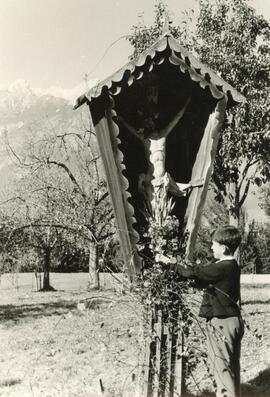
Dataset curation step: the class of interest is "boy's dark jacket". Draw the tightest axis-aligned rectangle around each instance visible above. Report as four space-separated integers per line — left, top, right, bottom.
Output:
176 259 241 319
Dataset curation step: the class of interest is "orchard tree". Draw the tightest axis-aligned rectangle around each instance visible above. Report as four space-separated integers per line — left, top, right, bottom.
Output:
129 0 270 226
191 0 270 225
241 220 270 273
0 168 79 290
259 183 270 217
1 107 115 289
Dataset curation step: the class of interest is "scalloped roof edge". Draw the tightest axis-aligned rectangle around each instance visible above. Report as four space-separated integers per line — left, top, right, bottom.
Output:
74 33 245 110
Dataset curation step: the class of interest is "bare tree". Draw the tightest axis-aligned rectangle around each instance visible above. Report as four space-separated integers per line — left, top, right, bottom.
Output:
0 107 115 289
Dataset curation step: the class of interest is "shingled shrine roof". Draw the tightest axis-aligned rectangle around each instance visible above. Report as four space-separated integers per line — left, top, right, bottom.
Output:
74 33 245 110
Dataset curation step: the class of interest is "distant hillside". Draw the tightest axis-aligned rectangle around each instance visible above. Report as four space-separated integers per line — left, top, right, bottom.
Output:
0 79 72 128
0 80 99 202
0 80 71 185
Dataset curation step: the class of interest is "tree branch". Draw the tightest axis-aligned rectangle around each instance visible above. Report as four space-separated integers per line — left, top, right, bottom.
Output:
56 132 83 141
95 191 109 206
239 180 251 209
99 232 115 241
6 222 98 246
46 160 86 199
5 137 37 168
238 158 260 192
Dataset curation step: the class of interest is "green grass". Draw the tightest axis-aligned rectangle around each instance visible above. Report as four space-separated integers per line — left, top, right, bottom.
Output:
0 273 269 397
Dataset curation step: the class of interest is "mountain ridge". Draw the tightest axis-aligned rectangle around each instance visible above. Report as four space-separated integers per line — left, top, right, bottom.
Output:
0 78 97 126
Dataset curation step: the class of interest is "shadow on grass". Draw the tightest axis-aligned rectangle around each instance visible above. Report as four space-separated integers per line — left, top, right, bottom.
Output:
0 295 114 324
185 391 215 397
242 299 270 305
242 367 270 397
185 367 270 397
247 311 270 316
0 300 77 323
0 377 22 388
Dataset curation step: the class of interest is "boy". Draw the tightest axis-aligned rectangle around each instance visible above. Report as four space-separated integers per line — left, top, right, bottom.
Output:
160 225 244 397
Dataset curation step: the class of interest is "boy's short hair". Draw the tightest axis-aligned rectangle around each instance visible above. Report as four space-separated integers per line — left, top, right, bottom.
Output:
212 225 241 255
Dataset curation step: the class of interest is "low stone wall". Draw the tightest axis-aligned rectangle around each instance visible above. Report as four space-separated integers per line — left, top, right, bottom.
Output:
241 274 270 284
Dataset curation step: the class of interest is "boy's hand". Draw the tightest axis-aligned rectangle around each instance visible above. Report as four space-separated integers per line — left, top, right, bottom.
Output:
155 254 177 264
184 259 194 268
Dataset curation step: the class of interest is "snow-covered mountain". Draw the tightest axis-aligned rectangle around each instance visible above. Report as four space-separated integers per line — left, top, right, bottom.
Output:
1 79 36 111
0 79 96 188
0 80 67 128
0 78 97 128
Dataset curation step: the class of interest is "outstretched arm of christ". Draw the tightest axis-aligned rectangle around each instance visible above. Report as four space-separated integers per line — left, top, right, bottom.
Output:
160 96 191 138
117 115 144 143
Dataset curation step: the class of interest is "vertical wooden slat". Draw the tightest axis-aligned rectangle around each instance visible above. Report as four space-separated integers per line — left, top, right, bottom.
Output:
165 323 173 397
172 314 184 397
91 104 141 278
153 309 162 397
184 97 228 258
143 342 151 397
141 307 153 397
169 325 178 397
149 310 159 397
159 326 167 397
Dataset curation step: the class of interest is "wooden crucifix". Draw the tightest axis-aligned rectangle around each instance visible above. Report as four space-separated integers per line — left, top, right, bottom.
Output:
117 96 192 212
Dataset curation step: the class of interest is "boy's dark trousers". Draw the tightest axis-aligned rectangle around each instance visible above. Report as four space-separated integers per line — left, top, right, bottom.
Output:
206 316 244 397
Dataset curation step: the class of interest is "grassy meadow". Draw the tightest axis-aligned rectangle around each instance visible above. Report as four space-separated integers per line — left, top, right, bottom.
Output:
0 273 270 397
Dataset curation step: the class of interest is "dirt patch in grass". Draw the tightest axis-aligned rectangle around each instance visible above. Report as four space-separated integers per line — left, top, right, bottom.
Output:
0 275 269 397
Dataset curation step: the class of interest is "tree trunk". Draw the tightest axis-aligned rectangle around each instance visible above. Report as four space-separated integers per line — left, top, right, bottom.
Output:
227 182 240 227
88 241 100 289
226 182 242 265
228 211 239 227
42 248 54 291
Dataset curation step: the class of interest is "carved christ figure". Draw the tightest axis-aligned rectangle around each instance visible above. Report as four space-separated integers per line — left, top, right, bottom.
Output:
118 97 191 209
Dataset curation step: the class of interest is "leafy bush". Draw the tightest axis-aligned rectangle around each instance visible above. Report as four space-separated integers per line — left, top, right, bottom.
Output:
241 221 270 274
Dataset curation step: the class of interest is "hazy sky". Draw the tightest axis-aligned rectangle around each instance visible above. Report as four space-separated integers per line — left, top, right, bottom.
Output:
1 0 269 90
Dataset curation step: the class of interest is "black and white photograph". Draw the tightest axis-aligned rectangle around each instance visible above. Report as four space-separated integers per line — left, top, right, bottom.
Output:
0 1 269 396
